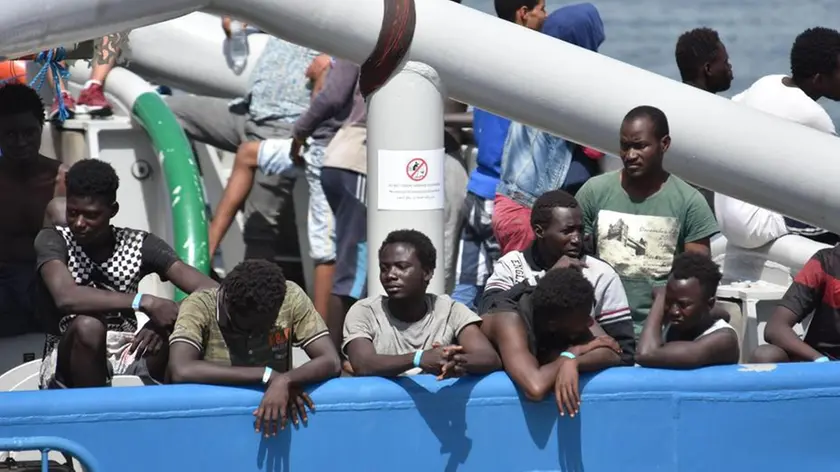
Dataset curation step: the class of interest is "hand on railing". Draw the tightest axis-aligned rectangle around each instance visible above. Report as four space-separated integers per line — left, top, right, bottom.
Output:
554 357 580 418
438 345 467 380
255 372 314 436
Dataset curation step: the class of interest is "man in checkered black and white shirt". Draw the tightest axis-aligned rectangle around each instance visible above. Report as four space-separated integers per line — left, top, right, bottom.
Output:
34 159 217 389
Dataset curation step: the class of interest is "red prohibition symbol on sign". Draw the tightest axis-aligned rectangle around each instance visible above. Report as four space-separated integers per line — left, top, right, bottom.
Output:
406 158 428 181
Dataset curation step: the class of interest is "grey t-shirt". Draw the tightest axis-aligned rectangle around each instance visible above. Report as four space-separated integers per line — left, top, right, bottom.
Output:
342 294 481 356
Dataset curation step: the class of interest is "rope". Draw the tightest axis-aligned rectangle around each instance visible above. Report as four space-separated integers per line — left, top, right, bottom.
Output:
28 47 71 122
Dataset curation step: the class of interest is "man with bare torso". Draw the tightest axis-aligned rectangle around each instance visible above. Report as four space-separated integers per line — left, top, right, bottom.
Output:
0 83 66 337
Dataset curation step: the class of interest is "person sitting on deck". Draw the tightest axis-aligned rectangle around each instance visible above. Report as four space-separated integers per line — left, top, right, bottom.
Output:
575 105 719 336
750 246 840 364
342 229 500 378
35 159 217 389
480 189 635 362
0 83 67 337
636 252 739 369
169 259 340 435
480 268 623 416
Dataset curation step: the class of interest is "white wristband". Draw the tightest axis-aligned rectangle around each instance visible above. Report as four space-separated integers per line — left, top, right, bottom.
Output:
262 366 273 385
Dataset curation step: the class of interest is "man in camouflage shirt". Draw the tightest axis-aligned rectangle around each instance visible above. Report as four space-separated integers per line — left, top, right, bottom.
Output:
168 259 340 435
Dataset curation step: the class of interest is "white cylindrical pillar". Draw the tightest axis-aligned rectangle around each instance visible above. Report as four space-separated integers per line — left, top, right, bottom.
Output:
366 61 445 296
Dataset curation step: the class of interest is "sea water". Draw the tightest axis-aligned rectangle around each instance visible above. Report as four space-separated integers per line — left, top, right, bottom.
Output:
464 0 840 125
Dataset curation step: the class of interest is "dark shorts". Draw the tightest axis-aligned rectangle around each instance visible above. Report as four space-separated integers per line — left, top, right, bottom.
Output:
321 167 368 299
0 264 39 338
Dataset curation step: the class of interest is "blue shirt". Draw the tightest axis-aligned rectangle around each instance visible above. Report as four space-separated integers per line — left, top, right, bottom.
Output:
467 109 510 200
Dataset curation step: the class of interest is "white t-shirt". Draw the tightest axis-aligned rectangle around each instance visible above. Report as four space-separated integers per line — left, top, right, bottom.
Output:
715 75 837 248
484 253 632 327
731 74 835 133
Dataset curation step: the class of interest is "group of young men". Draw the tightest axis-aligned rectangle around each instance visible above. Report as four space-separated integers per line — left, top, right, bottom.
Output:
0 78 746 428
0 0 839 434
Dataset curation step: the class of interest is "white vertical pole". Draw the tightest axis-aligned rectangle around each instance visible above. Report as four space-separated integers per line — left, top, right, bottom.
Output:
366 61 446 297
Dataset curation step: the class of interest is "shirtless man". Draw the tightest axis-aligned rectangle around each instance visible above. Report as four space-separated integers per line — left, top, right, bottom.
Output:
636 252 739 369
0 83 67 337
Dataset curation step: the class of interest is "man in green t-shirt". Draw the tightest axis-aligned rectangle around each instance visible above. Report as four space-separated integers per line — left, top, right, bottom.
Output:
168 259 341 436
576 106 718 333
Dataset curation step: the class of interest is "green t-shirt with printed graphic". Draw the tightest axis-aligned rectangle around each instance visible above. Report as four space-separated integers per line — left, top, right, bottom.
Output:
576 171 718 332
170 282 328 372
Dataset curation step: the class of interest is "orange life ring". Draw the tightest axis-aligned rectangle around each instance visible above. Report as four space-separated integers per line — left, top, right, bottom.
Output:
0 60 26 85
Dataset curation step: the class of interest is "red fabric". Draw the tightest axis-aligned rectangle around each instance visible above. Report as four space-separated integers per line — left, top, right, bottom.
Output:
582 146 604 160
492 194 535 255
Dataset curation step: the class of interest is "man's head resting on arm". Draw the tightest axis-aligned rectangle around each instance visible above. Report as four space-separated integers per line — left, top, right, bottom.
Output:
664 252 722 330
531 189 584 261
0 83 45 162
221 259 287 334
532 267 594 345
378 229 436 300
65 159 119 246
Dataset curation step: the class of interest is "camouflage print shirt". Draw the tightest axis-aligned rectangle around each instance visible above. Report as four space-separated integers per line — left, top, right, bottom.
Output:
170 282 328 372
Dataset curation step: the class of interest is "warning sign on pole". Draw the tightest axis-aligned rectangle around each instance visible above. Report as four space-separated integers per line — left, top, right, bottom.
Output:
377 149 444 210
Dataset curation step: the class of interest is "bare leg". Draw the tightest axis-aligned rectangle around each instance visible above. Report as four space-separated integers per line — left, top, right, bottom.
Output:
90 33 122 83
45 61 69 94
208 141 260 257
76 33 125 115
44 60 76 120
56 315 109 388
313 263 335 320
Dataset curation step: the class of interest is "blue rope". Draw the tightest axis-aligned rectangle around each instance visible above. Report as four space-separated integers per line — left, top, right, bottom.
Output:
28 47 71 122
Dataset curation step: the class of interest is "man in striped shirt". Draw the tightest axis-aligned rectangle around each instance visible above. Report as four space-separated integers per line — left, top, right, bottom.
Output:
479 189 635 359
751 246 840 363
